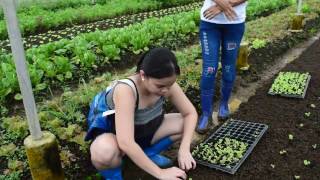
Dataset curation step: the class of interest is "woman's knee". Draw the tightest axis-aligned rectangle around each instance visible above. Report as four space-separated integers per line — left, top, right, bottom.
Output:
90 134 122 169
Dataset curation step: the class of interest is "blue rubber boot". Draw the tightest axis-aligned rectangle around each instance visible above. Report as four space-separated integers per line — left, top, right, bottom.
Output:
219 81 233 120
197 89 214 134
99 166 123 180
144 137 174 168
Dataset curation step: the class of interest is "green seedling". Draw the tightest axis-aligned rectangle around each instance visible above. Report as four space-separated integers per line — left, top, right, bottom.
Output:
299 123 304 128
279 150 287 155
288 134 294 140
294 175 300 179
270 164 275 168
304 112 311 117
312 144 317 149
303 160 311 166
310 104 316 108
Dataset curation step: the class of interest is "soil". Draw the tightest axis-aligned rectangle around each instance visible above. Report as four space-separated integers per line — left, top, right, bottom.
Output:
120 32 320 179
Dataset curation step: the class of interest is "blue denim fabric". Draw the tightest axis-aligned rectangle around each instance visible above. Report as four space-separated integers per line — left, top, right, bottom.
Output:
199 20 245 116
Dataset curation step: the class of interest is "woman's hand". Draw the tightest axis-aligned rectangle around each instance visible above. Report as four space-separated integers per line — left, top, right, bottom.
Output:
213 0 237 21
158 167 187 180
178 148 196 171
203 5 222 20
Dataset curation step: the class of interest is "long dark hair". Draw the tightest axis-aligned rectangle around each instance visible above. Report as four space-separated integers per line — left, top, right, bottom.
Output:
136 47 180 78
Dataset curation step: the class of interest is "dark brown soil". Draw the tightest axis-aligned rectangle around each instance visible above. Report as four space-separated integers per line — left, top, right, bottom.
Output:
121 34 320 180
187 33 320 179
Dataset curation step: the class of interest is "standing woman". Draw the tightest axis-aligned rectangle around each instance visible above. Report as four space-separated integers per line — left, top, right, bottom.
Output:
197 0 247 133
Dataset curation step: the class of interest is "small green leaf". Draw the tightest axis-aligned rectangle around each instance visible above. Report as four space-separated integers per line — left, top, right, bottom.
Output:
14 93 23 100
288 134 294 140
35 83 47 91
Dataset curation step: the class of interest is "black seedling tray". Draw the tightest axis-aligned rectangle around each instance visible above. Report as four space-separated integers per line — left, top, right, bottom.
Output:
194 119 268 174
268 75 311 99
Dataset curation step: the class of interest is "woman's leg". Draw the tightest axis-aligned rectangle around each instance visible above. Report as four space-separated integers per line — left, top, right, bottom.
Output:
90 133 123 179
151 113 184 143
197 21 221 133
142 113 184 167
219 23 245 119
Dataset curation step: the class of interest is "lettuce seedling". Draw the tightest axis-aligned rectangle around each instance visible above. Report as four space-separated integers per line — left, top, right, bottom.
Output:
304 112 311 117
288 134 294 140
303 160 311 166
312 144 317 149
270 164 275 168
310 104 316 108
294 175 300 179
279 150 287 155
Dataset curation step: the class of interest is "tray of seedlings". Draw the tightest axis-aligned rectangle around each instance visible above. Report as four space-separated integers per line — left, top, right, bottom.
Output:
192 119 268 174
268 71 311 98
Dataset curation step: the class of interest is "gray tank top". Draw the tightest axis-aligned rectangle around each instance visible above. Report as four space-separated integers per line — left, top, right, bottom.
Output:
106 79 165 125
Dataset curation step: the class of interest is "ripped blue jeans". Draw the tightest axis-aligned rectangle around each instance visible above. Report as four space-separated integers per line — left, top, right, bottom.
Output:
199 20 245 115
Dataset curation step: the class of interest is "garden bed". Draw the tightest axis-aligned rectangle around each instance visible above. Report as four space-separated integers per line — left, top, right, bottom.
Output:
120 26 320 180
186 30 320 180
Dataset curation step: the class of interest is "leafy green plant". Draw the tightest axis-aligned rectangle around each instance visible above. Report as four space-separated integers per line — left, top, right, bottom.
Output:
302 4 311 13
251 39 267 49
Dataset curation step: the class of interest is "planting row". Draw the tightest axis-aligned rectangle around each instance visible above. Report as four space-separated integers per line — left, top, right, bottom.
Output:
0 10 200 106
0 2 202 51
0 0 113 20
0 0 201 40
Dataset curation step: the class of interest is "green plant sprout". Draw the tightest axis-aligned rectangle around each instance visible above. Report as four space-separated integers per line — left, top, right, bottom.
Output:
288 134 294 140
303 160 311 166
270 164 275 168
312 144 317 149
279 150 287 155
299 123 304 128
294 175 301 179
304 112 311 117
310 104 316 108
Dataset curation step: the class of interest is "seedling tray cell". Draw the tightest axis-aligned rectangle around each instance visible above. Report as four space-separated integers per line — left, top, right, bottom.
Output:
268 73 311 99
193 119 268 174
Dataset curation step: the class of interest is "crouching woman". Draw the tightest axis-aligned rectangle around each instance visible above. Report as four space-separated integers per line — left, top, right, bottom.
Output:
85 48 197 180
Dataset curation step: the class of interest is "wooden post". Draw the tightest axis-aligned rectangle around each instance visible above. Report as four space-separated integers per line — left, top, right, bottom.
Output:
1 0 42 140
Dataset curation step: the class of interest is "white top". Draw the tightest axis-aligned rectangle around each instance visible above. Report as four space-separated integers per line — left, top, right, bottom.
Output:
200 0 247 24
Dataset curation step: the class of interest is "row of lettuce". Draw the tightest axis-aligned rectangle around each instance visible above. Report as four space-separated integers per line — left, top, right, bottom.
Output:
0 0 296 108
0 0 200 40
0 1 203 51
0 0 292 40
0 0 198 19
1 1 320 178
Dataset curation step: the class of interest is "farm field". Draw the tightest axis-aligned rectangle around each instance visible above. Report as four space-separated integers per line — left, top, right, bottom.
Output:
0 0 320 179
